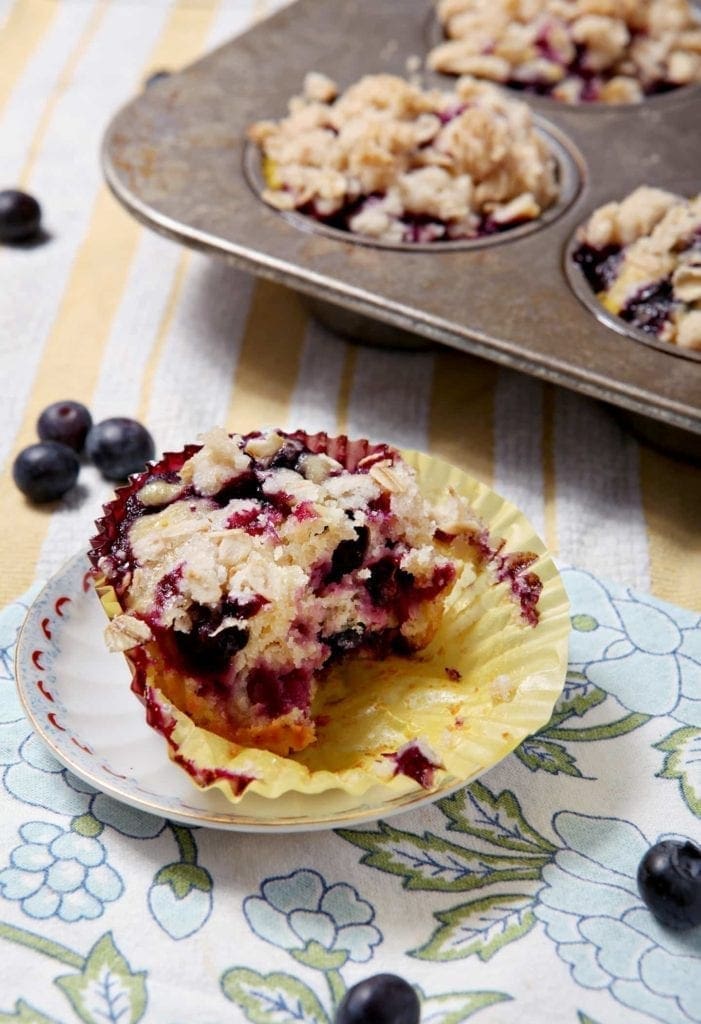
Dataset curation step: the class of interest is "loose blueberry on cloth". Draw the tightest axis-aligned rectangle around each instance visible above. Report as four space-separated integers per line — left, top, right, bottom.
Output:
0 568 699 1023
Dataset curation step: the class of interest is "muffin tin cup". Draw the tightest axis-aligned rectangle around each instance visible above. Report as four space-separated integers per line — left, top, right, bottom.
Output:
101 0 701 447
564 222 701 366
243 118 583 253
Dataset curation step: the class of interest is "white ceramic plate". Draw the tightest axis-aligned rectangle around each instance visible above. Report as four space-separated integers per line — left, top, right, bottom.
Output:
15 553 506 832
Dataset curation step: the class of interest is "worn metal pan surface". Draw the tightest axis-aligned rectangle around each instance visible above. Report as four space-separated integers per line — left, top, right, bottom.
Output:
102 0 701 439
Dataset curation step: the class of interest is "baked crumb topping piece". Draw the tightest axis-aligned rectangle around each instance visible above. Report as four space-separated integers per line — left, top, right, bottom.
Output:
248 73 558 243
92 430 491 756
573 187 701 350
429 0 701 103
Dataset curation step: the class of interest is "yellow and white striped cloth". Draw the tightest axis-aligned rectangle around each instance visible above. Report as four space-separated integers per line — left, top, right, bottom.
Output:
1 0 699 611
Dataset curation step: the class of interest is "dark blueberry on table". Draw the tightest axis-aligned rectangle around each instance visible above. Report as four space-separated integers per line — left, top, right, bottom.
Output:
637 839 701 930
335 974 420 1024
12 442 80 503
0 189 42 243
85 417 155 481
37 400 92 452
145 69 170 88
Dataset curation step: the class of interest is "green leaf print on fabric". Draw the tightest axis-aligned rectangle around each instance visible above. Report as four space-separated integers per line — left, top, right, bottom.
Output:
414 893 536 962
0 1001 59 1024
419 990 511 1023
338 822 548 893
0 926 147 1024
221 967 329 1024
438 782 556 854
514 738 584 777
655 727 701 818
339 783 550 967
54 934 146 1024
545 673 607 727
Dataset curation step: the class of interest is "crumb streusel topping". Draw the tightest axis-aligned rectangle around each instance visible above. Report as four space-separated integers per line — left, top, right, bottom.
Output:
248 73 558 243
573 186 701 350
429 0 701 103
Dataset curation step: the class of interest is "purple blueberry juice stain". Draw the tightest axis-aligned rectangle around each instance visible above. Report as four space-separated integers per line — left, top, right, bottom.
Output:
620 278 676 336
144 685 177 740
437 102 466 124
573 243 623 293
246 666 312 718
172 759 256 795
144 685 255 795
436 525 541 625
494 551 542 626
226 504 283 536
152 565 183 617
386 742 441 788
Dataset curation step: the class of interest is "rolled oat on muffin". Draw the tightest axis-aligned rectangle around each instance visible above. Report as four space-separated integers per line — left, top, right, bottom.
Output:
248 73 558 243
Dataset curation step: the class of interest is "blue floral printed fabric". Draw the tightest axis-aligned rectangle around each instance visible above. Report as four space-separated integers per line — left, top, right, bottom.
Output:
0 570 699 1023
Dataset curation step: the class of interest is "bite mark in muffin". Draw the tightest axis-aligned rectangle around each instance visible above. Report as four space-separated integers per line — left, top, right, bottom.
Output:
92 429 516 757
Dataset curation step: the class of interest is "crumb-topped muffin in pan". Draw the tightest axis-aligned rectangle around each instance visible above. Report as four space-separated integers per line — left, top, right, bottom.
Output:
90 429 570 802
248 73 558 243
429 0 701 103
572 186 701 352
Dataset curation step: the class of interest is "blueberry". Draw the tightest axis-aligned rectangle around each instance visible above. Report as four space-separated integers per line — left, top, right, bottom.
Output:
269 438 306 471
37 400 92 452
145 69 170 88
12 442 80 503
326 526 369 584
0 189 42 243
637 839 701 929
336 974 420 1024
175 602 249 673
85 417 155 481
621 279 676 336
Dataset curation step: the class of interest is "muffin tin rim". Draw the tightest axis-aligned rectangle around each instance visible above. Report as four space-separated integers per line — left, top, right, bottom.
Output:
242 114 585 253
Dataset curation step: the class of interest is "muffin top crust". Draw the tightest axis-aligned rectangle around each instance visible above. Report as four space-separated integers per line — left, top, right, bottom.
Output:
248 73 558 243
429 0 701 103
573 187 701 350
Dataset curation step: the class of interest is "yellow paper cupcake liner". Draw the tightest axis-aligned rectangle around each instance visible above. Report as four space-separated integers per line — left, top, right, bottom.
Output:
94 450 570 803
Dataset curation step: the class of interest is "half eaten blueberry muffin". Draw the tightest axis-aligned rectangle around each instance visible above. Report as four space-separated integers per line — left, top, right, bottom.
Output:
248 73 558 243
572 186 701 351
429 0 701 104
90 429 479 757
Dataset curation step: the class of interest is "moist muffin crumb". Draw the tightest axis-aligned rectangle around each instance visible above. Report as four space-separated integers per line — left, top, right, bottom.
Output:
248 73 558 243
90 429 494 756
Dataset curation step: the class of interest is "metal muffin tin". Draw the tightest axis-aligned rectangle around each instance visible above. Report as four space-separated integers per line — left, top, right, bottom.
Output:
102 0 701 441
